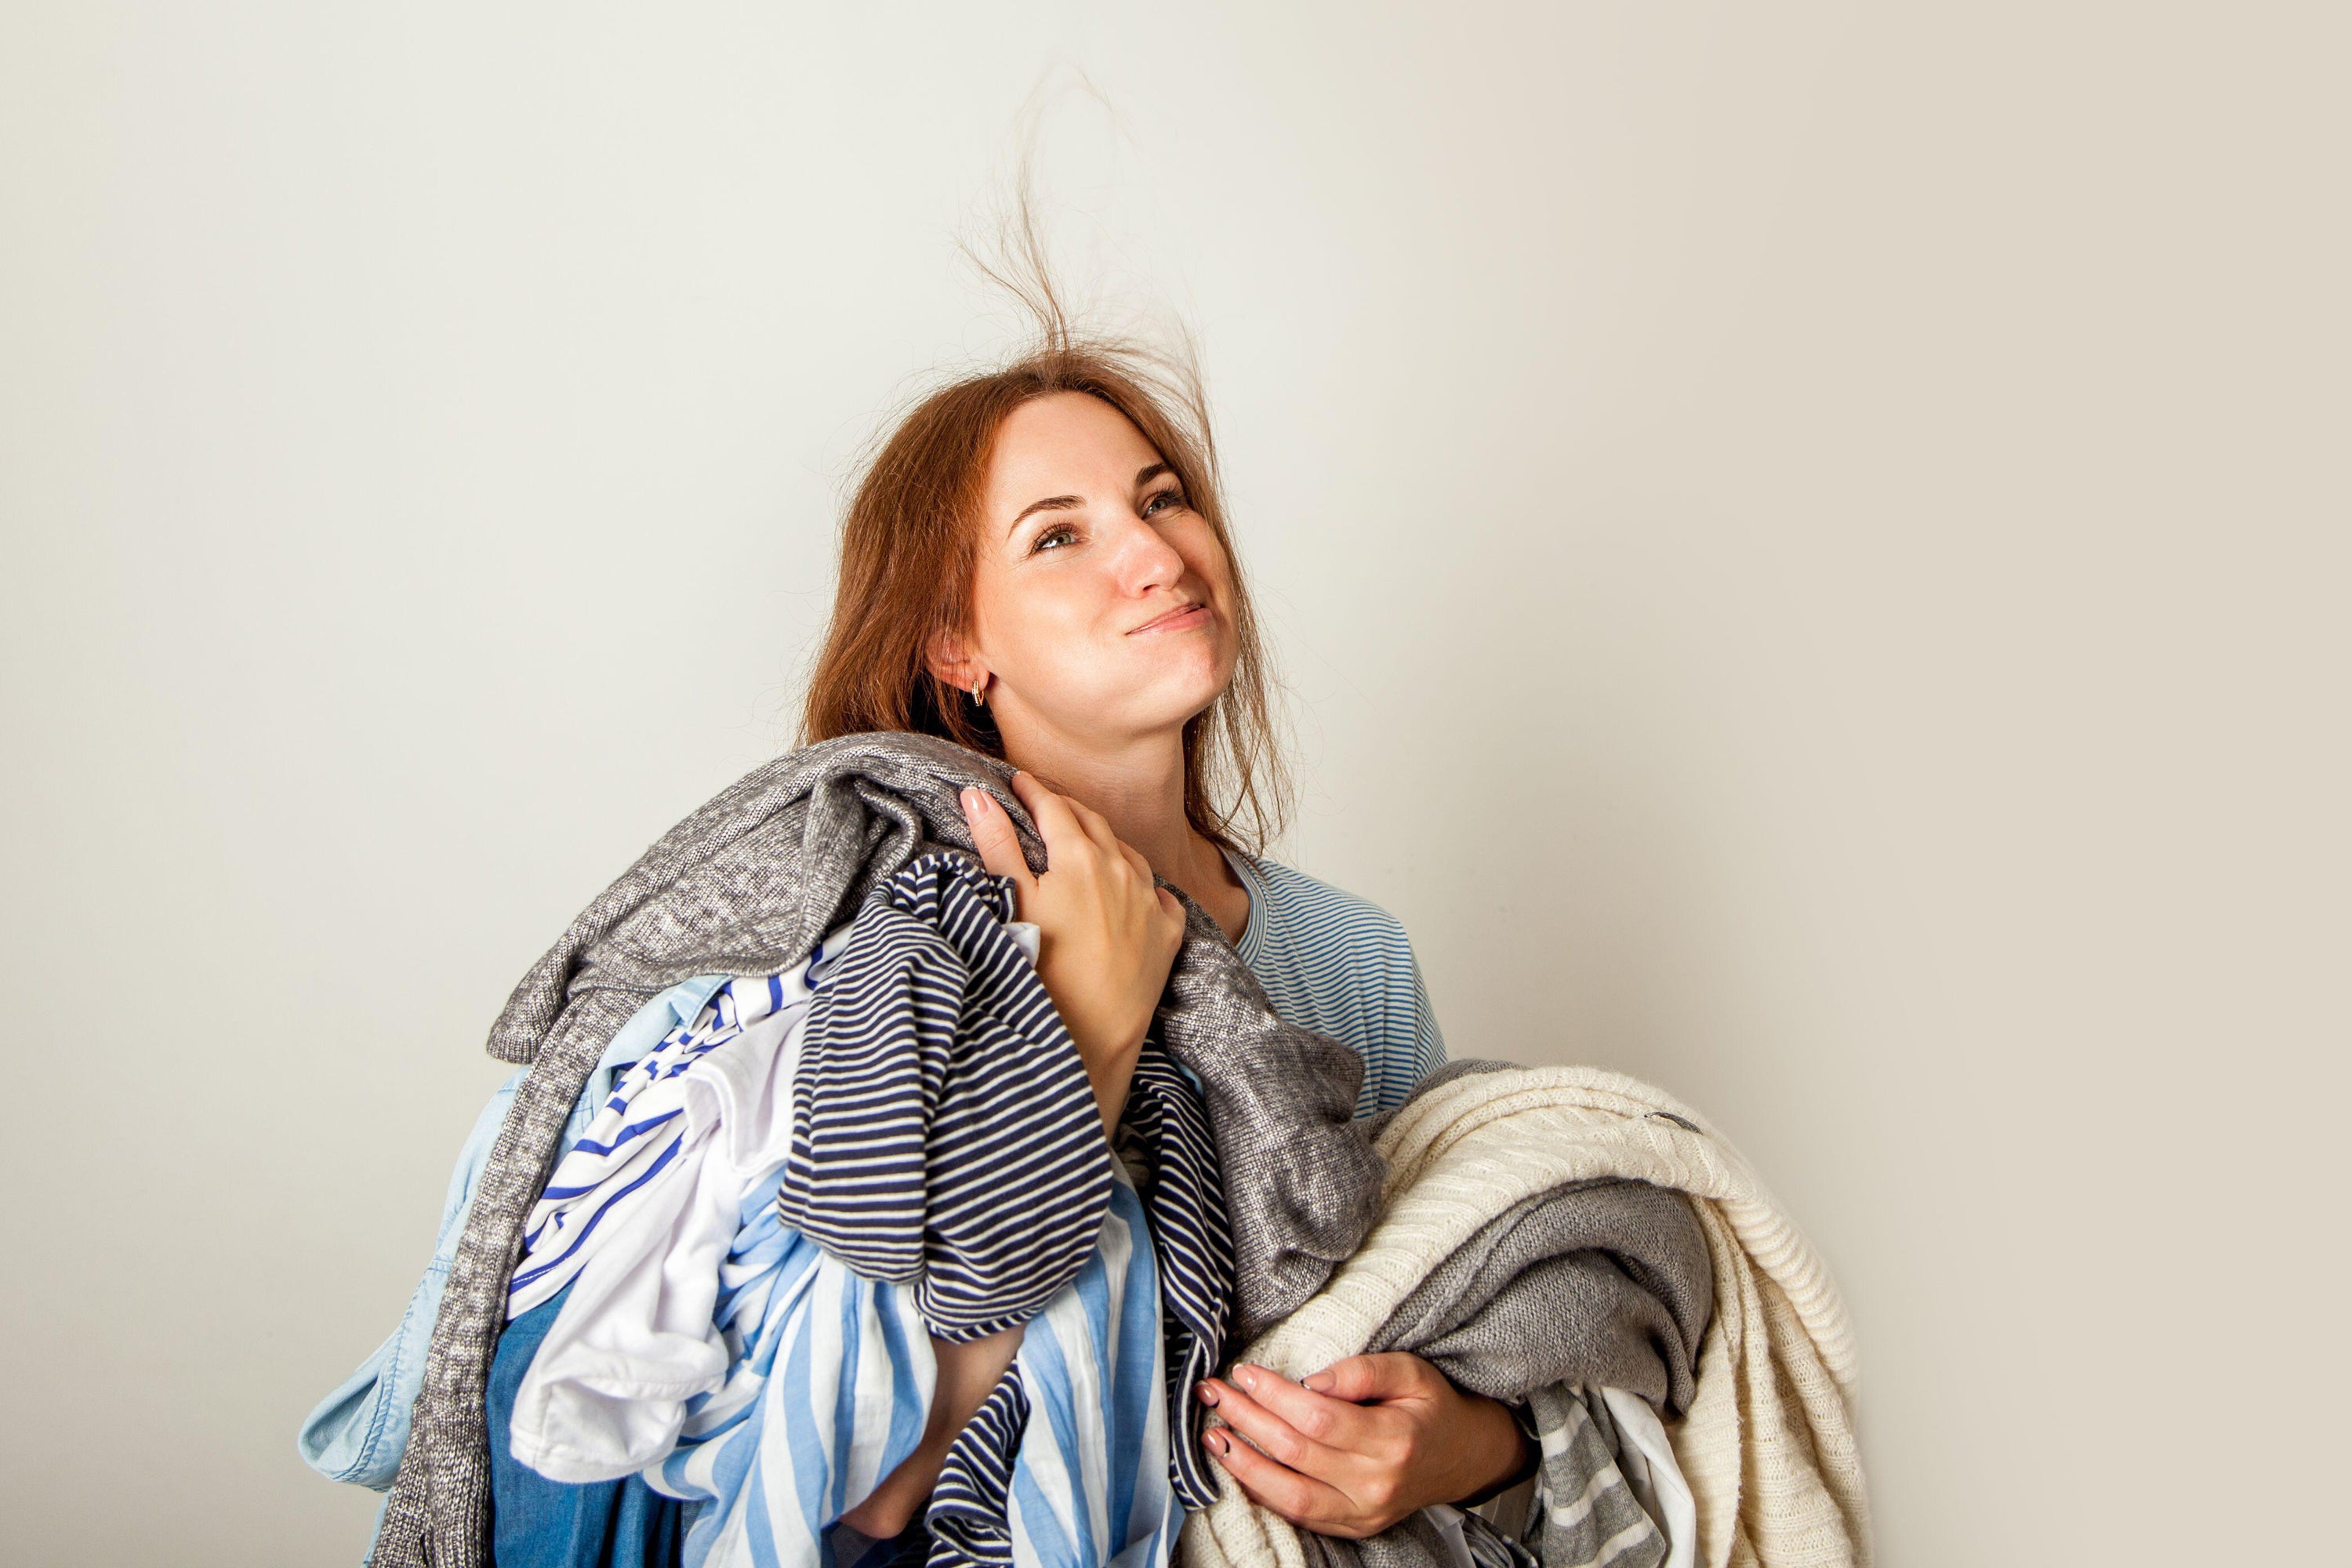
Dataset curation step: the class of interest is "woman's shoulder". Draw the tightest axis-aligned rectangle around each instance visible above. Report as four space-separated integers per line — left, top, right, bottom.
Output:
1226 846 1445 1118
1229 846 1417 958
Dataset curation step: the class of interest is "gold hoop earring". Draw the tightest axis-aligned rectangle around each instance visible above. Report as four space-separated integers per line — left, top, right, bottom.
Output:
970 677 985 707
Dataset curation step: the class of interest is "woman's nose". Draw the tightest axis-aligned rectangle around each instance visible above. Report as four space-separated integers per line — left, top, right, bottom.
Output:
1108 508 1187 590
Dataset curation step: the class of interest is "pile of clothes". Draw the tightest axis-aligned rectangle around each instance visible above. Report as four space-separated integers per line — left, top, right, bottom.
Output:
301 731 1870 1568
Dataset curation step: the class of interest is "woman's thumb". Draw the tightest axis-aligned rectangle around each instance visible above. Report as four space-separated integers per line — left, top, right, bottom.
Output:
960 786 1032 887
1299 1354 1407 1403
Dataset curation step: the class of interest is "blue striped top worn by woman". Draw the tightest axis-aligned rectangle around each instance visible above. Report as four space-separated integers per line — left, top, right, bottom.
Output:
1214 844 1448 1121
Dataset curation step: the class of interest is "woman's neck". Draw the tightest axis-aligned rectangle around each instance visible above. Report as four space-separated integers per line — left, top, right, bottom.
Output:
1001 728 1250 942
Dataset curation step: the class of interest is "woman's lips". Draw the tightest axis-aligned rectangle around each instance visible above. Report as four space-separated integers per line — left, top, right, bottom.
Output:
1132 603 1211 633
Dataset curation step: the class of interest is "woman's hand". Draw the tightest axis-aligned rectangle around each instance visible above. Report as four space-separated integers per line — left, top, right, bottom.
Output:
960 769 1187 1134
1192 1353 1534 1537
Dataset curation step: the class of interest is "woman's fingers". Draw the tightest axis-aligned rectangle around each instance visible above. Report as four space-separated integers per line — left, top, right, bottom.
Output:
1298 1352 1432 1405
1202 1422 1359 1534
1227 1366 1385 1451
1058 794 1128 862
1194 1373 1353 1478
1034 778 1130 872
1011 771 1154 897
1110 833 1152 881
1007 769 1092 867
958 786 1033 892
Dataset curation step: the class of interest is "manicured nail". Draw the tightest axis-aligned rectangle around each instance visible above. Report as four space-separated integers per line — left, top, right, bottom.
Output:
1195 1381 1219 1406
1205 1430 1229 1454
1232 1365 1259 1391
1303 1373 1331 1393
960 788 979 818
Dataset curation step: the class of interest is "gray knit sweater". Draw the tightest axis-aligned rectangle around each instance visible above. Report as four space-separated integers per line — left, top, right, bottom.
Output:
368 730 1388 1567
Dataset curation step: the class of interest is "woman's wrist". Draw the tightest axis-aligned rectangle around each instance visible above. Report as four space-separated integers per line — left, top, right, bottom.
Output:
1076 1031 1145 1136
1447 1394 1540 1509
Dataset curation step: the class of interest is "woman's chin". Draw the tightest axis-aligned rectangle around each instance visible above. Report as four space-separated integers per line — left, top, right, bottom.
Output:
1123 680 1226 735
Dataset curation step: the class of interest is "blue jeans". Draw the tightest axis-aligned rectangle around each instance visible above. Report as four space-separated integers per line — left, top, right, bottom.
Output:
488 1283 686 1568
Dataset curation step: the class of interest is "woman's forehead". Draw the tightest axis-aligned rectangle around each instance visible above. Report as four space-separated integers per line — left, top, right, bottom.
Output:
988 393 1163 499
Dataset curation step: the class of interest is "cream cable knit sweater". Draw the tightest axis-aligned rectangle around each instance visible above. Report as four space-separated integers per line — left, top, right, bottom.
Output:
1176 1066 1871 1568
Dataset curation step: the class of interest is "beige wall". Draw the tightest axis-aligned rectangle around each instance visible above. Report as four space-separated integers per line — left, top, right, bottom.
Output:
4 5 2344 1563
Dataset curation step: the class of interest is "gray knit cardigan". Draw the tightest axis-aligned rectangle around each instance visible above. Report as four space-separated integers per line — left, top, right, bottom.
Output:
368 730 1388 1567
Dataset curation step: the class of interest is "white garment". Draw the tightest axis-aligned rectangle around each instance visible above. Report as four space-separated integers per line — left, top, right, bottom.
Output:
506 916 1048 1486
507 923 855 1322
507 1000 813 1481
1599 1386 1695 1568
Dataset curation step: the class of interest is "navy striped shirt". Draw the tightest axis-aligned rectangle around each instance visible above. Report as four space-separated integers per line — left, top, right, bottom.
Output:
1216 845 1449 1121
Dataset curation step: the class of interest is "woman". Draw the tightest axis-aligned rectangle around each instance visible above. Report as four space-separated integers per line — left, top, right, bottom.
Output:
798 303 1539 1548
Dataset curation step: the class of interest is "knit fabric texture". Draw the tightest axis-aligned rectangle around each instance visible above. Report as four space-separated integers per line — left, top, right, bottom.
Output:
1298 1385 1671 1568
370 731 1388 1568
1177 1064 1871 1568
1234 1056 1715 1568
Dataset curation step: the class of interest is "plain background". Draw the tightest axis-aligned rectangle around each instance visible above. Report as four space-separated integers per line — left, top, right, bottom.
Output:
4 4 2345 1564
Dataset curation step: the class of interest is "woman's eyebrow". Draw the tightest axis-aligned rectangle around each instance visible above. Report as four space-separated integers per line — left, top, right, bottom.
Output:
1007 465 1174 535
1008 494 1083 533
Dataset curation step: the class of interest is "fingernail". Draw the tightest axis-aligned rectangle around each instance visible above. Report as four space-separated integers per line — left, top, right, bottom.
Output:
1195 1381 1219 1406
1205 1430 1229 1454
1232 1365 1259 1391
960 788 979 818
1303 1373 1331 1393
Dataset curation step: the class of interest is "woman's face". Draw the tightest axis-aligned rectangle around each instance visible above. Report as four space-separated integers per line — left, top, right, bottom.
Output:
959 390 1239 746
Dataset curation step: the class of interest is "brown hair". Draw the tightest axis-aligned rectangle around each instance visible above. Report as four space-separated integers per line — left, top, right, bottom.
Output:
795 226 1294 857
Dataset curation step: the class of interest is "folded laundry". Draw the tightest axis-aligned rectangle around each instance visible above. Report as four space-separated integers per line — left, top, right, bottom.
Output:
374 731 1391 1568
1180 1062 1870 1568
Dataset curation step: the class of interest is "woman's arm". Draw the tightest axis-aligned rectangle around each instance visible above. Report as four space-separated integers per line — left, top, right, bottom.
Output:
1193 1353 1537 1535
842 776 1186 1538
1403 945 1448 1083
963 784 1519 1523
960 771 1185 1136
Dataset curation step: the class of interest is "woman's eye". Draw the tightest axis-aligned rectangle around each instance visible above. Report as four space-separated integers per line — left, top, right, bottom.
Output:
1033 524 1079 553
1145 488 1186 517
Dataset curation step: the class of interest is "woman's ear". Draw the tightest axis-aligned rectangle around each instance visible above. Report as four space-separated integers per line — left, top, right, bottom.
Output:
924 626 975 691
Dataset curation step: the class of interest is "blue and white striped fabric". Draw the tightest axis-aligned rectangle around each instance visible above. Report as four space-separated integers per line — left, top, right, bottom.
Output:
1215 846 1449 1120
773 855 1116 1342
922 1045 1231 1563
1098 1051 1230 1518
502 850 1232 1568
644 1153 1179 1568
506 923 858 1322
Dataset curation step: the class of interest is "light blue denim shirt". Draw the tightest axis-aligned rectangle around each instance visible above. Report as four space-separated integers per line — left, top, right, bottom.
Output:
297 978 731 1492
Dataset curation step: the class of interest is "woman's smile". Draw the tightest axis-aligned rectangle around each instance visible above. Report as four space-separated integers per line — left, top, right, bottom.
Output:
1131 602 1212 635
